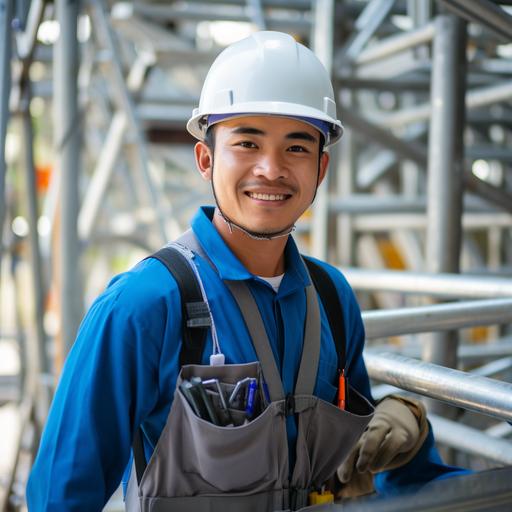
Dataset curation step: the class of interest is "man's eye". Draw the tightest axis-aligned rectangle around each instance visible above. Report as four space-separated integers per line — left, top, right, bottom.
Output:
237 141 257 148
288 145 308 153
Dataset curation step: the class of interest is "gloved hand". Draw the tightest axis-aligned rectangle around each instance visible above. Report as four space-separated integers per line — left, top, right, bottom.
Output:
336 395 428 497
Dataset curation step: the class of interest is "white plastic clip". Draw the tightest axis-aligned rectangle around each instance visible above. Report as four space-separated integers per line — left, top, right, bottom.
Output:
209 353 225 366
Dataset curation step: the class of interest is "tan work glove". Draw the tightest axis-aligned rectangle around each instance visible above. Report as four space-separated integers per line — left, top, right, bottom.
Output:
335 395 428 498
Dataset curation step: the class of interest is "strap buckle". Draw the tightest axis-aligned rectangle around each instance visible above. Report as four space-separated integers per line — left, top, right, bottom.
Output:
185 301 212 328
285 393 295 416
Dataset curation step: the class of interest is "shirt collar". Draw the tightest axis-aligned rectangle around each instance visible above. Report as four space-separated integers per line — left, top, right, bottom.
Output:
191 206 311 290
191 206 252 280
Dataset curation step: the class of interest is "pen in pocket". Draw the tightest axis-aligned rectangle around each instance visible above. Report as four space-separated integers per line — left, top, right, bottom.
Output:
190 377 221 425
179 380 203 418
228 377 252 406
338 370 347 410
203 378 234 426
245 379 258 419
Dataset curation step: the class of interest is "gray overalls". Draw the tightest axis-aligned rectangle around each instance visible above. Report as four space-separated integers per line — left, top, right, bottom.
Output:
126 235 374 511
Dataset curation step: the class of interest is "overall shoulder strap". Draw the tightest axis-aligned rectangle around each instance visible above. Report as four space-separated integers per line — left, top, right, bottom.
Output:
303 258 347 372
151 245 211 366
133 245 210 485
224 279 321 402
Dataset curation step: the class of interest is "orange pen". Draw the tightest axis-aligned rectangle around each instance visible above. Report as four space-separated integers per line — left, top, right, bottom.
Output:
338 369 346 410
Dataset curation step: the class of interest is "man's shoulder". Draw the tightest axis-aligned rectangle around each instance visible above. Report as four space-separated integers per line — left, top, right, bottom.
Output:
103 256 182 311
302 255 353 291
302 255 362 316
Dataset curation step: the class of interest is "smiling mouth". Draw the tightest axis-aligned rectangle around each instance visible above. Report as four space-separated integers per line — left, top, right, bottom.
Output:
246 192 291 201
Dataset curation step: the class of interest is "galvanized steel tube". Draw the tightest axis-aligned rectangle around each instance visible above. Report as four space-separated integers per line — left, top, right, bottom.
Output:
365 338 512 364
331 196 427 214
311 0 334 260
362 298 512 339
342 0 395 61
471 357 512 378
364 352 512 422
0 0 13 263
374 81 512 129
426 13 466 276
91 0 170 243
54 0 83 353
21 89 51 380
429 414 512 464
464 172 512 215
355 21 435 65
440 0 512 41
343 268 512 298
126 2 311 33
352 212 512 232
424 15 467 395
337 105 427 167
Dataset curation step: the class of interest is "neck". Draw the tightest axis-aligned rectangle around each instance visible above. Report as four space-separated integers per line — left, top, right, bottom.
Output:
212 209 288 276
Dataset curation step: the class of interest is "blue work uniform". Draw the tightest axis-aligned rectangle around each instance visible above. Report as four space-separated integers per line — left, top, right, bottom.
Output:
27 206 467 511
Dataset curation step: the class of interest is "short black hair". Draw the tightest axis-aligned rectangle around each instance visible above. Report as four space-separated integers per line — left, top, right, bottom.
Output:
204 125 216 151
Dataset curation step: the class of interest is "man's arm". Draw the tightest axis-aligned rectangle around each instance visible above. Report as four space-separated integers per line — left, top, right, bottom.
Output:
26 260 180 511
319 262 470 496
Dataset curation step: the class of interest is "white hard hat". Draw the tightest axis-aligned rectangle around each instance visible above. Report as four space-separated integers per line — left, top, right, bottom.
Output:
187 31 343 146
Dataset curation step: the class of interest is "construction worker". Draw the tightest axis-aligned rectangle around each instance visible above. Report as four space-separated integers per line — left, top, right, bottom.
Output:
27 31 468 511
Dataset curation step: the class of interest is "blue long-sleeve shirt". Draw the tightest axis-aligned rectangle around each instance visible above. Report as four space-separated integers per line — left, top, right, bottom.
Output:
27 206 465 510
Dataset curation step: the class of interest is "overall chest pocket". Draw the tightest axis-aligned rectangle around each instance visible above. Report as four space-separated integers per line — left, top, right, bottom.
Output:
139 363 289 499
292 388 375 490
179 393 286 492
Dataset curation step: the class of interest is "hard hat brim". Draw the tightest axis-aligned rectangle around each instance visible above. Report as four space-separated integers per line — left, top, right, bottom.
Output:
187 101 343 146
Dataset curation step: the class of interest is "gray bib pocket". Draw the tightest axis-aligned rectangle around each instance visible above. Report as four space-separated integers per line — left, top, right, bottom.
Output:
138 363 289 501
292 386 374 491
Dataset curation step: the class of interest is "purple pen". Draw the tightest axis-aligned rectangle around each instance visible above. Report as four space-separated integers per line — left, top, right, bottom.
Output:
245 379 258 419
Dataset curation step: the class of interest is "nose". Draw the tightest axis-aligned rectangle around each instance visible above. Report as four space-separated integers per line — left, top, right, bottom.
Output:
253 151 288 181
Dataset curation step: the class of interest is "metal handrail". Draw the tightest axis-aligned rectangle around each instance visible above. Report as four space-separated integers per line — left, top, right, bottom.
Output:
362 297 512 338
366 338 512 364
344 268 512 298
364 352 512 422
429 414 512 465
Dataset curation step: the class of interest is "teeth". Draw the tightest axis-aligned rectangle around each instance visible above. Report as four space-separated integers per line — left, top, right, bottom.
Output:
248 192 287 201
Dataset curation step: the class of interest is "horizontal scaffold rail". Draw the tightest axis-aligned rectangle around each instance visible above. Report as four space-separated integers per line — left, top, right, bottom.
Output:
429 414 512 465
364 352 512 422
362 297 512 338
344 268 512 298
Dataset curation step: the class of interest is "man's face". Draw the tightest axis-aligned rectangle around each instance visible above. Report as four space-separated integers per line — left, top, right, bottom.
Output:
194 115 329 237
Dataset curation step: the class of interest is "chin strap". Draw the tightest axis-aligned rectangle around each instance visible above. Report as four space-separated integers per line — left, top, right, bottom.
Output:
215 208 296 241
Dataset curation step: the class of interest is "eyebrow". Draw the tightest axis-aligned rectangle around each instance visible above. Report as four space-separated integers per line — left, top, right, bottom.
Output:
230 127 265 136
230 126 317 143
286 131 317 143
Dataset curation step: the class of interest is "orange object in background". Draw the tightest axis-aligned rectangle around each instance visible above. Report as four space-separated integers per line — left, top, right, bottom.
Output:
36 163 52 193
377 236 406 270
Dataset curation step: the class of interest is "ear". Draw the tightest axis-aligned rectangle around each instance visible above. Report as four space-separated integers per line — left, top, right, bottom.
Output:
194 141 213 181
317 151 330 186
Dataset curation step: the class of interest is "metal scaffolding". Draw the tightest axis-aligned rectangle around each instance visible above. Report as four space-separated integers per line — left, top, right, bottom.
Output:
0 0 13 266
1 0 512 509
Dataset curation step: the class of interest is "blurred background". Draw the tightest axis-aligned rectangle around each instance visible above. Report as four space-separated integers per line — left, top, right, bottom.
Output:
1 0 512 510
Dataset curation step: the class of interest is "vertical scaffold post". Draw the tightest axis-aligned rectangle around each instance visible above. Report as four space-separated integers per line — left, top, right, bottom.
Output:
21 82 52 412
423 13 467 415
311 0 334 260
54 0 83 356
0 0 13 265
